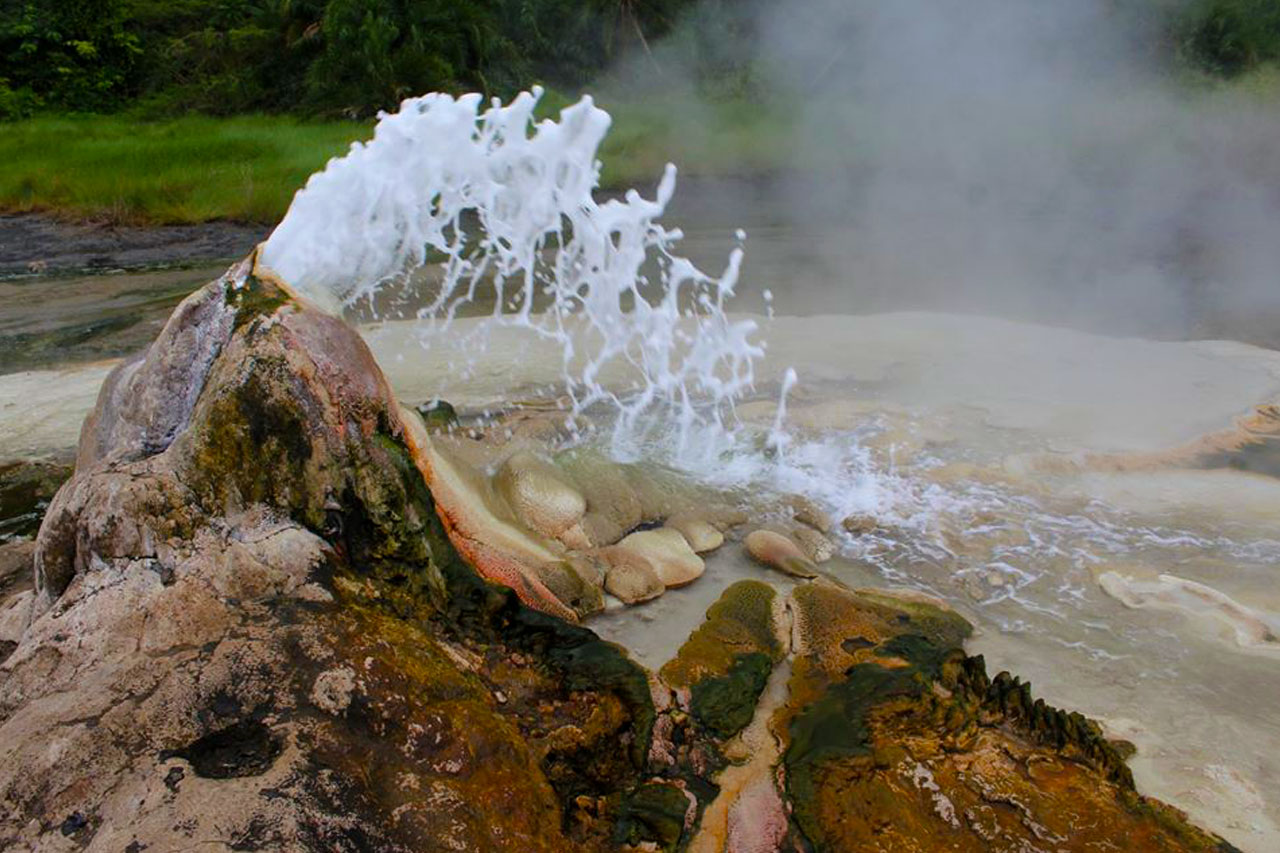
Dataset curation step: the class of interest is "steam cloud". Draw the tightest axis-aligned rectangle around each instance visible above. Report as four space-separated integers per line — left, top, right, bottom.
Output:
604 0 1280 343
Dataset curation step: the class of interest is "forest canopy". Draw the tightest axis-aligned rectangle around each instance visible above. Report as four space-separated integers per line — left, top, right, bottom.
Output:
1 0 1279 120
0 0 701 118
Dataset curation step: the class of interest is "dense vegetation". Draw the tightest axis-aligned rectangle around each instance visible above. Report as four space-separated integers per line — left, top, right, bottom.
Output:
0 114 369 222
0 0 706 119
1178 0 1280 75
5 0 1278 122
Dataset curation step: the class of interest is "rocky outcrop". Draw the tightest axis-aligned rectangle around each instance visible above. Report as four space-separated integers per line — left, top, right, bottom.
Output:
0 258 651 852
0 254 1240 852
656 580 1240 853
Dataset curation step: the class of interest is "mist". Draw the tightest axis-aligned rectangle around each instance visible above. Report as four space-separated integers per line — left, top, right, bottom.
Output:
599 0 1280 344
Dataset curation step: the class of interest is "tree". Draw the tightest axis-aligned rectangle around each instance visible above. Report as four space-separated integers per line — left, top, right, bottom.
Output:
0 0 141 115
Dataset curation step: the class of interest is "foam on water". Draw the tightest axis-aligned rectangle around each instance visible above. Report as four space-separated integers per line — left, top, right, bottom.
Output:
260 89 764 456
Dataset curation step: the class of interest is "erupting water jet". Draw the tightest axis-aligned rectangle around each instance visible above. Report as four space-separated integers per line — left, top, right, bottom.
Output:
260 89 766 460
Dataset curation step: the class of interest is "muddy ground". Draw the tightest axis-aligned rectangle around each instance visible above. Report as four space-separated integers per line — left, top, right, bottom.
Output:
0 213 268 373
0 213 266 277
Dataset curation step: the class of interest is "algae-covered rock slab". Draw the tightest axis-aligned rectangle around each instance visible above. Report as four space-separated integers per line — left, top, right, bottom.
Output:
654 579 1237 853
778 583 1237 853
660 580 785 741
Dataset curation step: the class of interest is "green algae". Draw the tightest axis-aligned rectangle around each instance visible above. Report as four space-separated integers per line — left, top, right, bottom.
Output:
689 651 774 740
227 274 290 333
661 580 781 691
614 781 690 851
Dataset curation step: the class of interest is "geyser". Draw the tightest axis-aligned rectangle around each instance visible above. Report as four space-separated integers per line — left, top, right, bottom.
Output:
260 89 764 457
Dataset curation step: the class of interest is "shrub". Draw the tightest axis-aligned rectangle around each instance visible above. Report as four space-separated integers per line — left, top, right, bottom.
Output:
1178 0 1280 76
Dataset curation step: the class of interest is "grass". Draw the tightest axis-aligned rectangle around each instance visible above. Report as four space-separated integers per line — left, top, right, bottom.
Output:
0 114 371 225
597 93 795 189
0 94 793 226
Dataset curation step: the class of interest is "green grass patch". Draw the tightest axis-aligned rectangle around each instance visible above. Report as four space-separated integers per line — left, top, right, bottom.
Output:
597 93 795 188
0 114 371 225
0 97 791 225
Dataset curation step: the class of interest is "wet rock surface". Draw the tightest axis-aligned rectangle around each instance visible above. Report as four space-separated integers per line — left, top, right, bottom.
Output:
0 258 1241 852
745 529 819 579
663 580 1238 853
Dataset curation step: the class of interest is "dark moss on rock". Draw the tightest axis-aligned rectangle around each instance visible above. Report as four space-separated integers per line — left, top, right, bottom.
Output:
689 651 773 740
613 781 691 851
228 272 290 333
785 650 927 815
163 719 282 779
416 399 459 432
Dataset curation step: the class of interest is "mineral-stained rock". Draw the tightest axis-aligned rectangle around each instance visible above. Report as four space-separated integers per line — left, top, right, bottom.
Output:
0 539 34 598
778 581 1236 853
0 259 653 852
0 539 35 663
665 514 725 554
653 577 1237 853
495 450 588 540
557 449 644 547
614 527 706 588
788 494 833 534
404 419 580 620
603 549 666 605
744 529 818 578
789 525 835 563
534 557 606 616
841 513 879 536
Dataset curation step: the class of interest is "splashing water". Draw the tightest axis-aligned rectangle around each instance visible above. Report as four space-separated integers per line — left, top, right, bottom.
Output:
260 88 764 455
253 89 1280 850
